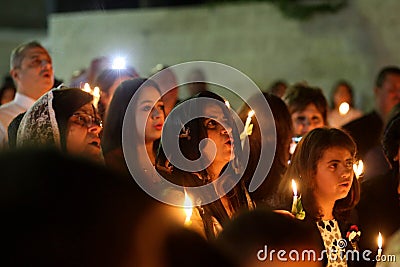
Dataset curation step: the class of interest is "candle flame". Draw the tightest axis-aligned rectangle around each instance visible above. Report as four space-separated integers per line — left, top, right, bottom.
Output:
292 179 297 197
248 110 255 118
339 102 350 115
83 83 91 93
378 232 383 249
224 100 230 109
184 191 193 224
353 160 364 179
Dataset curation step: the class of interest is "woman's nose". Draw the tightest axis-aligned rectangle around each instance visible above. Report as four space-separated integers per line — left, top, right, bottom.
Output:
221 124 232 135
88 124 102 135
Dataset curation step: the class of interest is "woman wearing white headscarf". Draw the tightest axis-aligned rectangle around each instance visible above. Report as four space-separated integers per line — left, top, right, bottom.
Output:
17 87 103 162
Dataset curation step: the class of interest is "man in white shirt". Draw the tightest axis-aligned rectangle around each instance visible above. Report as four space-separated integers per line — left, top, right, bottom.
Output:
0 41 54 149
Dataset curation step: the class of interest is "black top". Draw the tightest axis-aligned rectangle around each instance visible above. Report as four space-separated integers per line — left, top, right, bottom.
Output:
356 170 400 265
342 111 383 159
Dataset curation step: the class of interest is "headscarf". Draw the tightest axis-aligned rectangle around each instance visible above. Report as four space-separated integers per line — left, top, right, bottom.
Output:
17 88 93 151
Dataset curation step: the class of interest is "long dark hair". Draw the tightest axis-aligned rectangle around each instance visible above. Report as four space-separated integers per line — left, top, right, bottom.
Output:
278 127 360 222
239 93 293 206
101 78 161 154
156 91 251 239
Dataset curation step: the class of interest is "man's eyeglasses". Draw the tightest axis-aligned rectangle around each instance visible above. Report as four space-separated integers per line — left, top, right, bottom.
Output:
71 113 103 128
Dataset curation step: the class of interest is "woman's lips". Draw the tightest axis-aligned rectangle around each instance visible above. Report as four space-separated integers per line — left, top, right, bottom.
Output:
153 123 163 130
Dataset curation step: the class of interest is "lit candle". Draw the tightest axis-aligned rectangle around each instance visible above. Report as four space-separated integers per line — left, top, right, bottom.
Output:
240 110 255 147
291 179 298 214
83 83 91 93
339 102 350 116
224 100 230 109
93 86 101 110
353 160 364 179
184 191 193 226
377 232 383 258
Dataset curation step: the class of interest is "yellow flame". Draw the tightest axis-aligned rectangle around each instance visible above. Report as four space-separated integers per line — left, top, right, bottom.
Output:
83 83 91 93
339 102 350 115
291 179 297 197
378 232 383 248
353 160 364 179
248 110 255 118
184 191 193 224
224 100 230 109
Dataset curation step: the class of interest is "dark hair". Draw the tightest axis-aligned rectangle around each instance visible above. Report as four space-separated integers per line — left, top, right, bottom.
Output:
0 75 16 103
94 68 138 95
375 66 400 88
10 41 47 69
330 80 354 108
156 91 250 239
267 79 287 97
217 209 323 265
284 83 328 125
101 78 161 154
239 93 293 206
278 127 360 221
52 88 93 151
383 103 400 166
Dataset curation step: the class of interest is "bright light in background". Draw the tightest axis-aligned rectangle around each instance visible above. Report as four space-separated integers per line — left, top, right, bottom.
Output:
112 57 126 69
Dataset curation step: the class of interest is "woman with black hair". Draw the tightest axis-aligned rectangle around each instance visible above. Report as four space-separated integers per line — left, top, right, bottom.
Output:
157 91 254 240
17 87 103 162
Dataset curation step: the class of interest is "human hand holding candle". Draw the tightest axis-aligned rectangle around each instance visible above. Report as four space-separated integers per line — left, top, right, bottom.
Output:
377 232 383 258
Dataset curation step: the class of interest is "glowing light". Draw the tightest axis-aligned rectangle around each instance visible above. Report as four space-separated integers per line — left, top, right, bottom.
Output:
339 102 350 115
353 160 364 179
224 100 230 109
184 191 193 226
377 232 383 257
112 57 126 69
292 179 298 197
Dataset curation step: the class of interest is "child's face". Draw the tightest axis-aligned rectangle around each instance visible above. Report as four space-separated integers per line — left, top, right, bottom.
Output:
291 103 324 136
314 146 354 204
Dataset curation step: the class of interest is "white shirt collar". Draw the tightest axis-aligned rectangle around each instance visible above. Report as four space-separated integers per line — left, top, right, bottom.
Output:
13 92 36 110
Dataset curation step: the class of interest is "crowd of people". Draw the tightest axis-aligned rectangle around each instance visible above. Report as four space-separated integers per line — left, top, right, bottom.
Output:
1 40 400 267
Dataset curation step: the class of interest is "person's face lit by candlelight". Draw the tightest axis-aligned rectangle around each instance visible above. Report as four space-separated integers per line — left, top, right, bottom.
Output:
201 102 234 178
66 103 103 161
291 103 324 136
135 86 165 143
314 146 354 205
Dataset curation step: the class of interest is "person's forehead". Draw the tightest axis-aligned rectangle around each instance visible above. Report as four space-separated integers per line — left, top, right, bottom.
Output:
22 47 50 59
76 103 94 114
203 102 224 116
138 86 161 102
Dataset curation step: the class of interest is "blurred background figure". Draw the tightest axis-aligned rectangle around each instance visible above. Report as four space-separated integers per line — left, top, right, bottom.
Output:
94 67 139 118
217 209 323 267
0 148 233 267
0 74 16 105
0 40 54 149
238 93 293 207
150 64 179 116
327 80 363 128
284 82 328 155
267 79 288 99
185 68 209 97
17 88 103 163
356 106 400 261
343 66 400 180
